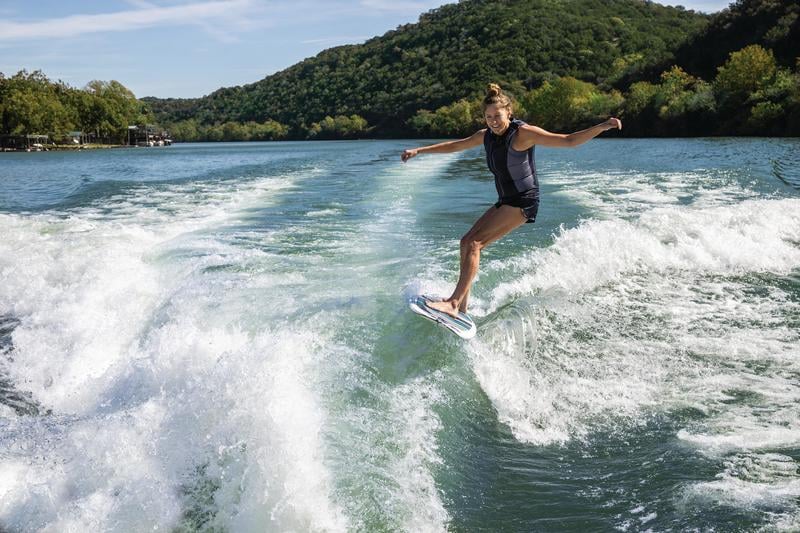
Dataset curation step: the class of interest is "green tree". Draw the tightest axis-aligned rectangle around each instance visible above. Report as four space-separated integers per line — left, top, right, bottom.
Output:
222 121 247 141
408 98 483 137
84 79 146 142
744 65 798 134
0 70 73 137
651 66 717 134
168 119 200 142
624 81 659 115
714 45 777 105
656 67 699 118
712 45 799 133
521 77 621 131
256 119 289 140
204 124 224 142
308 114 369 139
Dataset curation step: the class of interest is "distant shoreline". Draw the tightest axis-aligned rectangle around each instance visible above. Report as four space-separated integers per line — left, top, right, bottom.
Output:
2 135 798 154
1 144 134 153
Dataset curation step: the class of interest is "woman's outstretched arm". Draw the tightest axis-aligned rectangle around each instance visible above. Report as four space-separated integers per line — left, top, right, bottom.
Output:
401 129 486 162
515 118 622 150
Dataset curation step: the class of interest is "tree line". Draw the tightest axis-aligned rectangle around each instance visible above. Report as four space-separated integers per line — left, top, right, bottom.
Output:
2 42 797 142
166 114 370 142
410 44 800 137
0 70 371 142
0 70 148 144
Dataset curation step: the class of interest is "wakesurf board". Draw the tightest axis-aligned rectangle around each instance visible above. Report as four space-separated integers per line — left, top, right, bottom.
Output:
408 294 477 339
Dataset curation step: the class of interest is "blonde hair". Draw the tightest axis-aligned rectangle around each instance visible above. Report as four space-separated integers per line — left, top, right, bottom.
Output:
482 83 513 114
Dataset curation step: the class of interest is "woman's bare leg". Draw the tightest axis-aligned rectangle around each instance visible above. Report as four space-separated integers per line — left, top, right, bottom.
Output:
427 205 526 317
456 206 495 313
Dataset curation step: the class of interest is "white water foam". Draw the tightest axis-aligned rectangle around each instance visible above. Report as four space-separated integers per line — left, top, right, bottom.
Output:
0 174 298 412
0 173 350 530
470 195 800 446
387 376 449 532
546 168 762 218
680 453 800 527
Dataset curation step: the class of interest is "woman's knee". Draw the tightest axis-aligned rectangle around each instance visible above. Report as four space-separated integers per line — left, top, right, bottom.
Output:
460 233 472 250
461 235 484 254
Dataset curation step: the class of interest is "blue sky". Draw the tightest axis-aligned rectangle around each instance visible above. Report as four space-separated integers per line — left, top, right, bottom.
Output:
0 0 734 99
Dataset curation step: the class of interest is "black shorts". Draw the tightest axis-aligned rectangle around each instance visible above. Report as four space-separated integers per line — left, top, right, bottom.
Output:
494 194 539 223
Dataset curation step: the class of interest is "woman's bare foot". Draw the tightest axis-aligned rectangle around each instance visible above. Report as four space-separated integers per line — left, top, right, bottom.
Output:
425 298 461 318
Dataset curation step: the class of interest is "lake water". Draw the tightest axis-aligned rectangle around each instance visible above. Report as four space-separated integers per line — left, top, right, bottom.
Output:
1 138 799 531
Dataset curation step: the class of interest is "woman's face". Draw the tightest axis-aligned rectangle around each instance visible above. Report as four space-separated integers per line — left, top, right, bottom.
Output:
484 104 511 135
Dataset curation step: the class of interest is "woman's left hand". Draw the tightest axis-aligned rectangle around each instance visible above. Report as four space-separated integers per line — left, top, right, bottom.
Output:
604 118 622 131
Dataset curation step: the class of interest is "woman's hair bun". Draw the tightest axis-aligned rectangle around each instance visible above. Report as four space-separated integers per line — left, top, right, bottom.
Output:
482 82 513 113
486 83 502 98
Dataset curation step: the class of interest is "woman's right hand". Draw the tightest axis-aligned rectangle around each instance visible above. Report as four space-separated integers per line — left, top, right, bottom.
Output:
401 148 418 162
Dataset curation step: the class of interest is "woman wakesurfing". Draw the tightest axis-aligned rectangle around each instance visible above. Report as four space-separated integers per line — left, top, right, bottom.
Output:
401 83 622 319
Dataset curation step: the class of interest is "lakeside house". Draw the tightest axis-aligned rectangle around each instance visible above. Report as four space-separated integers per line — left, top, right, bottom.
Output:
0 134 49 152
67 131 91 145
0 127 172 151
128 124 172 147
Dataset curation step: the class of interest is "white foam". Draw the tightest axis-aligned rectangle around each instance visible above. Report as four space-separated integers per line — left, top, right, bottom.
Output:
306 208 342 217
194 329 348 532
387 376 450 532
547 168 761 218
0 173 298 413
0 325 348 531
678 402 800 458
0 404 182 531
682 453 800 518
491 198 800 308
0 173 349 530
470 197 800 445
